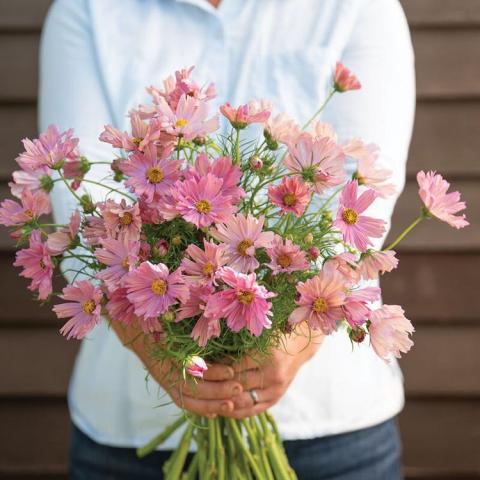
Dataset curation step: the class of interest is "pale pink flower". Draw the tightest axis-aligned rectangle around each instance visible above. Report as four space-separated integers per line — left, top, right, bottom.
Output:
13 230 54 300
266 236 309 275
106 287 139 326
16 125 79 170
285 134 346 194
94 237 140 292
188 154 245 204
170 174 235 228
47 210 81 255
288 270 346 334
124 262 189 324
359 250 398 280
210 214 274 273
53 280 104 340
268 176 312 216
334 181 386 252
122 144 181 202
220 101 270 129
9 166 52 198
205 267 275 336
0 190 51 227
343 286 380 328
186 355 208 378
100 199 142 242
181 239 227 285
333 62 361 92
368 305 414 362
265 113 301 148
83 216 107 247
323 252 360 285
310 121 337 142
417 171 469 229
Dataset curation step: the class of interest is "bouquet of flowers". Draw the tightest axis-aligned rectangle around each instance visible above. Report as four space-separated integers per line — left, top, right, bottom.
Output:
0 64 468 480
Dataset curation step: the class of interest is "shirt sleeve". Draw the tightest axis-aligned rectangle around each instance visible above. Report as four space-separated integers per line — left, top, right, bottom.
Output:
322 0 416 248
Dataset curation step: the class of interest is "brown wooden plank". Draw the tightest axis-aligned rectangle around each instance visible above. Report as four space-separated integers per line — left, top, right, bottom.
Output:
401 325 480 397
0 1 51 32
401 0 480 28
0 327 78 397
400 399 480 474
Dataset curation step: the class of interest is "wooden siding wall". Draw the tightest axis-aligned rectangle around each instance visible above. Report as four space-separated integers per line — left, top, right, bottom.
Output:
0 0 479 478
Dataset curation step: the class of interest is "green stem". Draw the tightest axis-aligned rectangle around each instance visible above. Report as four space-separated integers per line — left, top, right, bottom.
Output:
384 213 425 251
215 418 226 480
185 453 199 480
302 88 336 131
165 423 194 480
136 416 186 458
207 418 217 478
318 184 344 215
58 171 85 206
234 128 241 165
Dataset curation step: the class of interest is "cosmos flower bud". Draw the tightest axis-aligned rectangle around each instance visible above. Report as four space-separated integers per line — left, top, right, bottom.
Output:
153 239 169 258
349 326 366 343
308 246 320 261
172 235 182 246
304 233 314 245
185 356 208 378
249 156 263 171
162 309 176 322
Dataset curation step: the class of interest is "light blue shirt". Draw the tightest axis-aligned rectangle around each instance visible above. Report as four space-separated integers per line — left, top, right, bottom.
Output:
40 0 415 448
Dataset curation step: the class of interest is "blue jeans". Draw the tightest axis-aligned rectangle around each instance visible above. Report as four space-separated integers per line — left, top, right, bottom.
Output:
70 418 402 479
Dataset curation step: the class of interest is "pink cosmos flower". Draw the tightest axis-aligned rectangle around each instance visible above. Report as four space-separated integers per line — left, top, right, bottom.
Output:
13 230 54 300
368 305 414 362
170 174 235 228
121 144 181 202
0 190 51 227
268 176 312 216
185 356 208 378
181 239 227 285
138 197 164 225
9 166 52 198
333 62 361 93
16 125 79 170
288 270 346 334
53 280 104 340
205 267 275 336
83 216 107 247
266 236 309 275
264 113 301 149
156 94 219 141
334 181 386 252
124 262 189 324
343 286 380 328
106 287 139 327
417 171 469 229
100 199 142 242
94 237 140 292
210 214 274 273
47 210 81 255
220 101 270 129
285 134 346 194
359 250 398 280
310 121 337 142
188 154 245 204
323 252 360 285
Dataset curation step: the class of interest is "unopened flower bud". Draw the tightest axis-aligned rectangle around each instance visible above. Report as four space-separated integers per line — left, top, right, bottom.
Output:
308 246 320 261
185 356 208 378
153 239 169 258
304 233 314 245
80 194 96 214
193 136 206 146
162 309 176 323
172 235 182 246
40 175 54 193
249 156 263 171
349 327 367 344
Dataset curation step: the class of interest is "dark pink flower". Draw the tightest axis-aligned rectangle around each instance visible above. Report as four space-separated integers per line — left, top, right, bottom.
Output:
333 62 361 93
268 176 312 216
47 210 81 255
0 190 51 227
266 236 309 275
53 280 104 339
181 239 227 285
83 216 107 247
100 199 142 242
220 101 270 129
106 287 139 327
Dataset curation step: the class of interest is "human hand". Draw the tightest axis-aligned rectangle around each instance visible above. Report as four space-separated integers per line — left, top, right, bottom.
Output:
111 321 243 417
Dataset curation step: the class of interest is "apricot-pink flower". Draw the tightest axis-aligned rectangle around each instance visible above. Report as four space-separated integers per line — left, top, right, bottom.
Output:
83 216 107 247
13 230 54 300
288 270 346 334
47 210 81 255
268 176 312 216
220 101 270 129
171 174 235 228
0 190 51 227
210 214 274 273
343 286 380 328
181 239 227 285
266 236 309 275
205 267 275 336
285 134 346 194
106 287 139 327
359 250 398 280
9 165 52 198
334 181 386 252
264 112 301 148
100 199 142 242
124 262 189 323
323 252 360 285
53 280 104 340
333 62 361 92
368 305 414 362
417 171 469 229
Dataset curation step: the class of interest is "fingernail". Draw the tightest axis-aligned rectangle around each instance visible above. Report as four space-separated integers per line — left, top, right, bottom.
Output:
220 402 231 413
207 413 217 419
232 385 242 396
224 367 234 379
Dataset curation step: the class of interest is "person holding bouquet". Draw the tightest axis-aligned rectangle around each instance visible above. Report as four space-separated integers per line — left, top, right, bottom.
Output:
37 0 416 478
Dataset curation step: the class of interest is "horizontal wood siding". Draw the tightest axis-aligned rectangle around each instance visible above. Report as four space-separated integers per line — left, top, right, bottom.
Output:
0 1 479 478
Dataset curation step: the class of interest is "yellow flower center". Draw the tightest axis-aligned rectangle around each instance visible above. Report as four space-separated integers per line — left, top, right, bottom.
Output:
39 259 46 270
175 118 189 128
277 254 292 268
312 298 328 313
151 279 167 295
82 299 96 315
237 290 255 305
283 193 297 206
132 137 143 147
121 257 129 269
202 261 215 276
146 167 164 184
119 212 133 226
237 239 253 256
196 199 212 214
342 208 358 225
24 209 34 217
